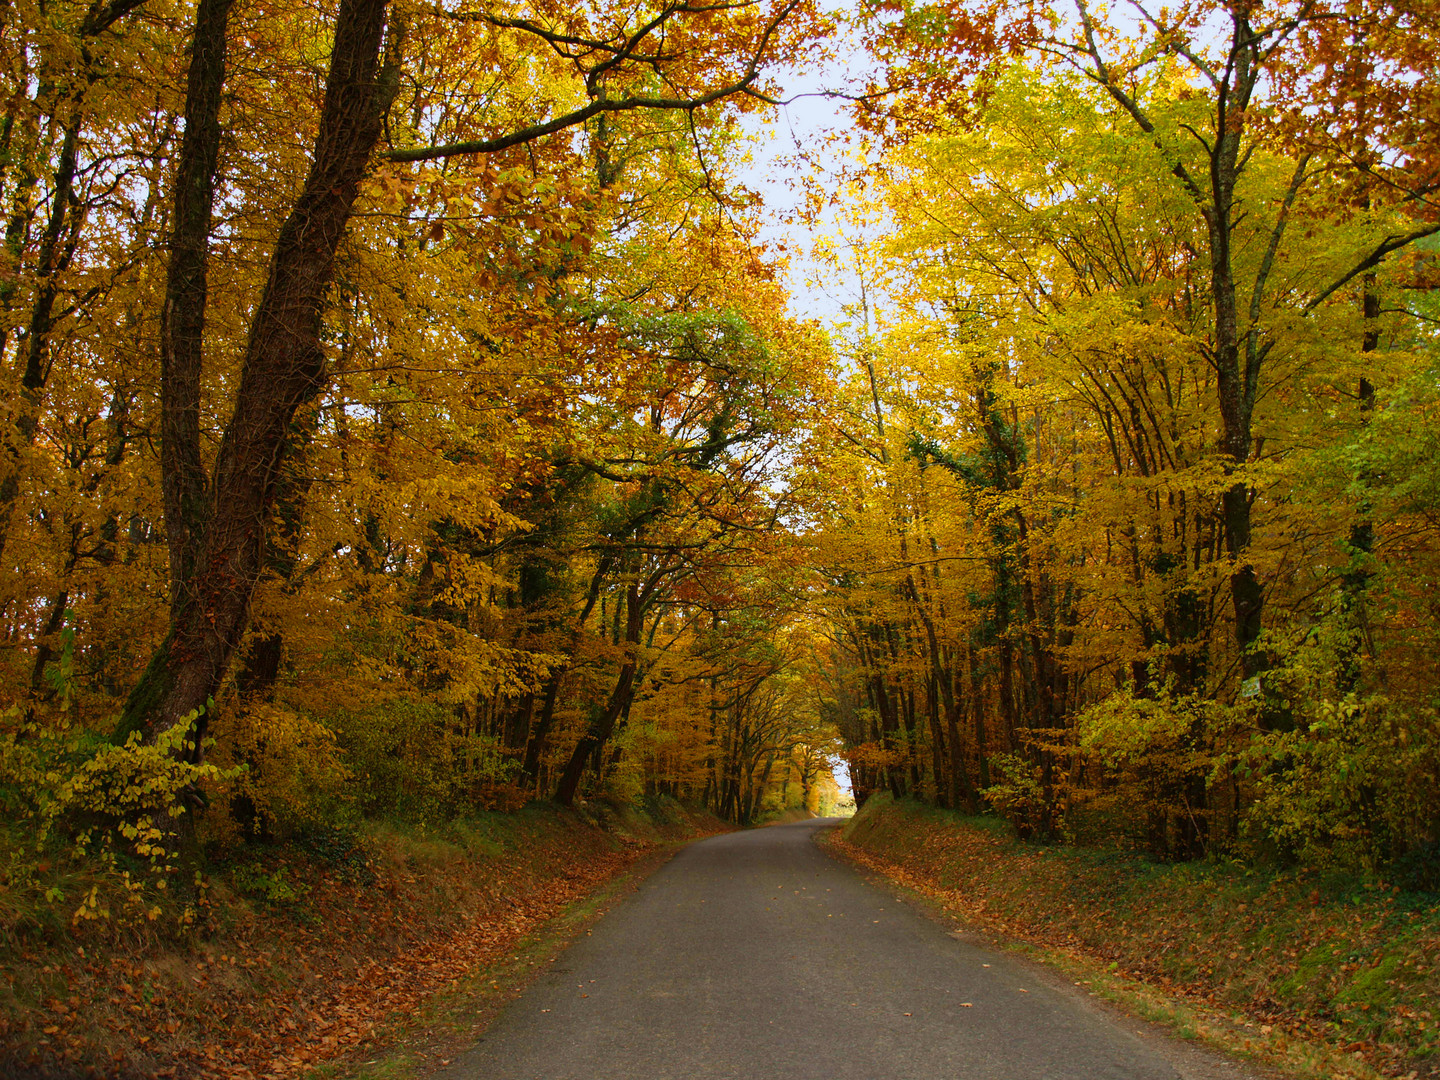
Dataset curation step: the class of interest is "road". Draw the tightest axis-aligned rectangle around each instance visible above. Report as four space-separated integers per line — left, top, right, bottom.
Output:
439 819 1258 1080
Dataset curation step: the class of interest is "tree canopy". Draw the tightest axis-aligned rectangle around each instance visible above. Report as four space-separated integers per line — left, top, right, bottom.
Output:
0 0 1436 889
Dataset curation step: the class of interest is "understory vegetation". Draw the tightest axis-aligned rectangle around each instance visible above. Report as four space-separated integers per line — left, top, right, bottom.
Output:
1 798 726 1076
837 796 1440 1078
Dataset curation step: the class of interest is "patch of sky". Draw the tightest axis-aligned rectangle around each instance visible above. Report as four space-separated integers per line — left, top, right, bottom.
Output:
734 0 883 328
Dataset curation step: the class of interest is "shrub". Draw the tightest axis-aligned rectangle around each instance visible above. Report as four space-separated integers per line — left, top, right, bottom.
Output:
0 704 239 929
1241 695 1440 875
327 698 520 821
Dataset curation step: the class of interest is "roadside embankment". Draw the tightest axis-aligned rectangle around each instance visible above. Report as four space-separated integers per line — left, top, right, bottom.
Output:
1 798 727 1079
828 794 1439 1080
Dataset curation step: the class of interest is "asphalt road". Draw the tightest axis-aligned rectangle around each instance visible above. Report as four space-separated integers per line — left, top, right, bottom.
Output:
440 819 1258 1080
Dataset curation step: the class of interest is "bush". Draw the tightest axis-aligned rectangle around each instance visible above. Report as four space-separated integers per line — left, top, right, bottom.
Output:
1072 687 1243 855
207 701 352 841
0 704 238 929
1241 695 1440 875
981 751 1049 838
327 698 520 821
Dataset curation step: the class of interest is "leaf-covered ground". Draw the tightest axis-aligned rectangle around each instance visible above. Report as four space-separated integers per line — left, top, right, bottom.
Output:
1 800 727 1078
830 795 1440 1080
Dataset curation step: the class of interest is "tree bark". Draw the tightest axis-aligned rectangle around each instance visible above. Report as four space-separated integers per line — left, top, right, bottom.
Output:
159 0 235 615
968 644 989 790
555 581 643 805
119 0 398 751
1338 278 1380 692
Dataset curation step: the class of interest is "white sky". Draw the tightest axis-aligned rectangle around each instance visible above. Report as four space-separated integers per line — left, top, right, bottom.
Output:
737 10 878 330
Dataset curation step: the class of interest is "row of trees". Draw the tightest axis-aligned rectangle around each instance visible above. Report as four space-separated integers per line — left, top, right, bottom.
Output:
0 0 845 849
810 0 1440 873
9 0 1436 882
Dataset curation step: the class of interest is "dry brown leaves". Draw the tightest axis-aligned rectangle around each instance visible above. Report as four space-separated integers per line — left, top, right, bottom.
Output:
826 821 1440 1080
3 814 691 1079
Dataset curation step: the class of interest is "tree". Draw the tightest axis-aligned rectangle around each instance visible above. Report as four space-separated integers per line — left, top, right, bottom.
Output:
808 51 1440 860
860 0 1440 693
117 0 823 771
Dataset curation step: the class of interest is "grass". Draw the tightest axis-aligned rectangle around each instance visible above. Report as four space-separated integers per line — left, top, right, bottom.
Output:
831 794 1440 1080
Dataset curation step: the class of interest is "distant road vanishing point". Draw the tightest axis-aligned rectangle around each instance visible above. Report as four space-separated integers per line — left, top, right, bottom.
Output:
438 819 1258 1080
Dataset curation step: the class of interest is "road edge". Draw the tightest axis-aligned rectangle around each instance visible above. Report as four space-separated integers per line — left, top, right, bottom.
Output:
303 839 701 1080
815 823 1389 1080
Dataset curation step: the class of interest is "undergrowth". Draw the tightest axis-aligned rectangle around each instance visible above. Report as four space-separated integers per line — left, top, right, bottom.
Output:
1 796 726 1078
841 794 1440 1078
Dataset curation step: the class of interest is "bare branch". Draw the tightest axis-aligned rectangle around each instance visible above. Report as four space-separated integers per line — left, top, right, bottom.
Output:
80 0 148 36
1126 0 1220 87
383 0 797 162
1073 0 1208 208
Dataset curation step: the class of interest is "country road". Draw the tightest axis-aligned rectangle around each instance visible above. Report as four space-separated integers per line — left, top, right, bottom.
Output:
438 819 1260 1080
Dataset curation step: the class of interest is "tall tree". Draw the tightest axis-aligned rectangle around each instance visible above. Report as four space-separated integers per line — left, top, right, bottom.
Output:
118 0 821 764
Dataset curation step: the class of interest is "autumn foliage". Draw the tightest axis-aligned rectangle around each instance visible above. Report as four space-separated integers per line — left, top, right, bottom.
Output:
0 2 843 1059
809 0 1440 875
0 0 841 839
1 0 1439 1067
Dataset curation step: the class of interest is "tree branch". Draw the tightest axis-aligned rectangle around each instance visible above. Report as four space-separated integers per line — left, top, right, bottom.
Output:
1304 222 1440 312
80 0 148 36
383 0 795 162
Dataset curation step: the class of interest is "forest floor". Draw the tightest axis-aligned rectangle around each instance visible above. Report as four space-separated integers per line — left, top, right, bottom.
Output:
827 795 1440 1080
0 798 729 1079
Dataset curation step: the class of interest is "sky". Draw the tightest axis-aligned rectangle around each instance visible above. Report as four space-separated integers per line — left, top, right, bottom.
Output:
735 11 880 331
745 82 868 800
732 13 883 800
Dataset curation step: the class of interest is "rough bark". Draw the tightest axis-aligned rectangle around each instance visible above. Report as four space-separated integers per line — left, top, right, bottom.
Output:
924 672 949 808
1338 278 1380 692
159 0 235 615
119 0 398 751
968 644 989 790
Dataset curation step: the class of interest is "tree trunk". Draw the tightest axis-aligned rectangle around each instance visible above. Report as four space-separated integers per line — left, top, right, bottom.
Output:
0 3 154 561
1338 277 1380 692
118 0 398 754
555 581 642 805
969 645 989 790
925 672 948 808
28 589 69 698
1205 28 1266 685
158 0 235 615
521 674 562 782
0 109 83 565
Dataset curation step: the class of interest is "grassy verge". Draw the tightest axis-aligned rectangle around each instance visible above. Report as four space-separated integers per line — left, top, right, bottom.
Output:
305 842 678 1080
1 797 726 1078
828 794 1439 1080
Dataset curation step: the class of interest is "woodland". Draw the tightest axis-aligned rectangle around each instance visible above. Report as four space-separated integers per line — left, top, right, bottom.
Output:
1 0 1439 972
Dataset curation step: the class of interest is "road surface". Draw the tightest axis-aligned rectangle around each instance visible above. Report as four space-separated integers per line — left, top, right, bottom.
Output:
439 819 1258 1080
